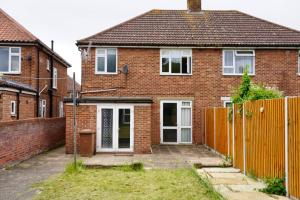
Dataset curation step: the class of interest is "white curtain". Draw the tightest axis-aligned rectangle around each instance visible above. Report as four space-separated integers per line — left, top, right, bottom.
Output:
181 128 191 143
181 108 191 126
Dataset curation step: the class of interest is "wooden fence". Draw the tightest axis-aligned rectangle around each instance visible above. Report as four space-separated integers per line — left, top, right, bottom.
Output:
205 97 300 199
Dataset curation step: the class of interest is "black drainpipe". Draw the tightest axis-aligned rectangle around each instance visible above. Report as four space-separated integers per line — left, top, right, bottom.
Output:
36 46 40 117
49 40 54 118
16 92 20 120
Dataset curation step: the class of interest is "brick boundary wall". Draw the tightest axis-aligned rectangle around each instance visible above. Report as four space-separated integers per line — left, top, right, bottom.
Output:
0 117 66 167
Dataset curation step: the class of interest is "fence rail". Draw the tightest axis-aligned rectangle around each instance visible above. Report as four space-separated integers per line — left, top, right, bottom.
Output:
205 97 300 199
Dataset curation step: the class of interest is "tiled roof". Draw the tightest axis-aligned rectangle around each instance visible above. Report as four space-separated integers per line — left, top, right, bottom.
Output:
0 9 71 68
0 8 37 43
0 78 37 93
67 76 81 92
78 9 300 47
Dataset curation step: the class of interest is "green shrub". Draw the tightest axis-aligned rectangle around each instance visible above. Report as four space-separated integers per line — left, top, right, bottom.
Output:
229 68 283 120
259 177 286 196
131 162 144 171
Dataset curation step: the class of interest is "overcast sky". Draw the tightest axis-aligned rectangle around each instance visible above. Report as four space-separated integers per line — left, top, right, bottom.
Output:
1 0 300 82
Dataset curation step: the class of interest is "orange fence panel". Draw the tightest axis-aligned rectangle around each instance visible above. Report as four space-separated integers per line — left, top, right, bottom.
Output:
233 104 244 172
205 108 215 149
215 108 229 155
245 99 285 178
288 97 300 199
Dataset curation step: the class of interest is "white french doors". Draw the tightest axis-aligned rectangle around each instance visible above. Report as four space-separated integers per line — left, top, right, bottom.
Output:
160 100 192 144
96 105 134 152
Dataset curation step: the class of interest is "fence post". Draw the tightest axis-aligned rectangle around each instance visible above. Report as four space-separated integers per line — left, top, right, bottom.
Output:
227 107 230 156
232 104 235 167
214 107 216 150
243 103 247 175
284 97 289 197
204 108 207 146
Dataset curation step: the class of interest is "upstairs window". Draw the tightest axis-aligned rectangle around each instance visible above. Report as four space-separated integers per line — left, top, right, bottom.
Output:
39 99 46 118
0 47 21 73
160 49 192 75
96 48 117 74
53 67 57 89
47 58 50 71
223 50 255 75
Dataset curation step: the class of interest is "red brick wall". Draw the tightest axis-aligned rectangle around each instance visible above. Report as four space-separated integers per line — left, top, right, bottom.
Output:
80 48 300 145
65 104 152 154
134 105 152 153
0 117 65 167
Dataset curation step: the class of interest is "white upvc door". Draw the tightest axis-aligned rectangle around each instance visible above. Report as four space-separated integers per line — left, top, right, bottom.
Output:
96 104 134 152
160 100 193 144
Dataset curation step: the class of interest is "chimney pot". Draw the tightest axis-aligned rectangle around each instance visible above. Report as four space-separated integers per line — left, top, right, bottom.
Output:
187 0 201 12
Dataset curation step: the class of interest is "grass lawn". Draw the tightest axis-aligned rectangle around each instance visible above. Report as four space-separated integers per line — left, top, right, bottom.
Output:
34 163 224 200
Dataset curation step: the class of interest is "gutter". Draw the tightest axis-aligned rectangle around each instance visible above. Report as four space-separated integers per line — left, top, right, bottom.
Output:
36 47 40 117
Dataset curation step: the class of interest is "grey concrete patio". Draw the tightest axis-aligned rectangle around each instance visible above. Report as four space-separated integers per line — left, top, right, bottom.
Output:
83 145 224 169
0 147 72 200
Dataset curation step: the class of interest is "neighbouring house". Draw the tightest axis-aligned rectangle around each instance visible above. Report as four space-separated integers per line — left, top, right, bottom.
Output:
67 76 81 98
65 0 300 154
0 9 71 122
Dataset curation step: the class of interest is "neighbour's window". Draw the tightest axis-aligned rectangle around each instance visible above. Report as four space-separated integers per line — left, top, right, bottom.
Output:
223 50 255 75
0 47 21 73
47 58 50 71
53 67 57 89
224 101 232 108
11 101 16 116
160 49 192 75
39 99 47 118
96 48 117 74
59 101 64 117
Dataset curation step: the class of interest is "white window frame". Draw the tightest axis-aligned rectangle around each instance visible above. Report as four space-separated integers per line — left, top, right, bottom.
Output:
46 58 50 71
160 49 192 75
95 48 118 75
221 97 232 108
39 99 47 118
298 51 300 76
59 101 64 117
222 50 255 76
53 67 57 89
11 101 16 116
160 100 193 144
0 47 21 74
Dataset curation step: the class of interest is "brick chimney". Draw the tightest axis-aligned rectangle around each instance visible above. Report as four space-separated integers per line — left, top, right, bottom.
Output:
187 0 201 12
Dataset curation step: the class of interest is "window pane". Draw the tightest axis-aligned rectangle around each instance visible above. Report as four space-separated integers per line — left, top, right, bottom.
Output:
182 57 191 74
97 56 105 72
171 58 180 73
236 50 253 55
101 109 113 148
11 56 20 72
181 108 191 126
235 56 253 74
224 68 234 74
181 128 191 143
163 103 177 126
162 57 169 72
11 48 20 54
163 129 177 143
0 48 9 72
107 50 116 73
224 51 234 66
96 49 105 55
182 102 191 107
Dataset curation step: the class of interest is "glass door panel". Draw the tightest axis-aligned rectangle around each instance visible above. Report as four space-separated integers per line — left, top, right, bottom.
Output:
101 109 113 149
118 109 131 149
162 103 178 143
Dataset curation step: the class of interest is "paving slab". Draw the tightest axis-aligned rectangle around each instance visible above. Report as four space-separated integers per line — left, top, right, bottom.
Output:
196 167 289 200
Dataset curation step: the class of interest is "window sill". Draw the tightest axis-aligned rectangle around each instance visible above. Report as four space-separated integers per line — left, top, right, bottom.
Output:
0 72 21 75
95 72 118 75
223 73 255 76
160 73 193 76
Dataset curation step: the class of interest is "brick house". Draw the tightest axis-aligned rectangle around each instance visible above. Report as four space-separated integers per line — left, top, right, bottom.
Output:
0 9 71 121
65 0 300 154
